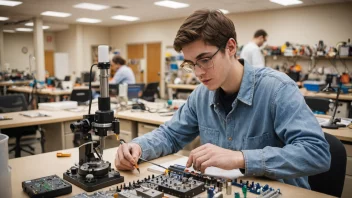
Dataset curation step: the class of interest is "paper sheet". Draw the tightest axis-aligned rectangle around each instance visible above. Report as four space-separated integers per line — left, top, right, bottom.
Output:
147 156 243 179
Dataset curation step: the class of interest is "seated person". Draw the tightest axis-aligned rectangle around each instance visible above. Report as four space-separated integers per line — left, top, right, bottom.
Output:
109 56 136 84
115 9 330 189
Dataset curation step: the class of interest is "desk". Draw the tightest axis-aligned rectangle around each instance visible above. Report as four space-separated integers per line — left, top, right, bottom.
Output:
8 86 72 102
9 148 334 198
0 80 31 95
300 88 352 101
0 109 90 151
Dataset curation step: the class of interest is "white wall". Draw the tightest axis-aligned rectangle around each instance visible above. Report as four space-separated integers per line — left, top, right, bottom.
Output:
55 25 77 76
3 32 56 72
55 25 110 78
109 2 352 95
82 25 110 71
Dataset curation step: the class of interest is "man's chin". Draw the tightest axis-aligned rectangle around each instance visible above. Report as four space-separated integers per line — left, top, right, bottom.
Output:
203 84 218 91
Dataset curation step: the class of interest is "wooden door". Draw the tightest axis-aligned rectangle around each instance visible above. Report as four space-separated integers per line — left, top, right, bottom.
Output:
45 50 54 77
127 44 144 83
146 43 161 83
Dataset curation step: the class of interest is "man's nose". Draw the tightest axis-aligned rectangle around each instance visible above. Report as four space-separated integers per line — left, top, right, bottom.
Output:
194 66 206 78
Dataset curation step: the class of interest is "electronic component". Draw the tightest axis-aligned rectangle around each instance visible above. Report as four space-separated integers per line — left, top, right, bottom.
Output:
22 175 72 198
63 165 124 192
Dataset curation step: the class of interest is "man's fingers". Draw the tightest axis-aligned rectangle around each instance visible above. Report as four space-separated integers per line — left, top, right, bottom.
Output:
194 153 209 171
118 149 134 169
187 144 209 168
131 146 140 163
200 159 212 173
121 144 135 165
192 149 208 170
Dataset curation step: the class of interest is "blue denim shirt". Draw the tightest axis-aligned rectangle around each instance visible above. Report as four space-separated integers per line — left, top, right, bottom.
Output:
132 62 331 189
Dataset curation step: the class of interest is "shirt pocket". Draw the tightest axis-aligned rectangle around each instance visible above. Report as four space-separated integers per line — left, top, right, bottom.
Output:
243 132 273 150
199 125 220 145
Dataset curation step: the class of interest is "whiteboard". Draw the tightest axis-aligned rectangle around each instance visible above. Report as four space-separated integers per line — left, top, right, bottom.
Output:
54 53 69 80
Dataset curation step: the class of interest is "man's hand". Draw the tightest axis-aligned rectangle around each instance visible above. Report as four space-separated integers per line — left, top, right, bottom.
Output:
186 143 245 173
115 142 142 171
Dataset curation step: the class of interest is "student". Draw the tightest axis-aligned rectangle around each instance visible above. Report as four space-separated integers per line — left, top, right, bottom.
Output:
115 9 330 189
110 55 136 84
240 29 267 68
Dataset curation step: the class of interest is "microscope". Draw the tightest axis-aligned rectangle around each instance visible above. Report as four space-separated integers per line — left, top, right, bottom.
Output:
63 45 124 192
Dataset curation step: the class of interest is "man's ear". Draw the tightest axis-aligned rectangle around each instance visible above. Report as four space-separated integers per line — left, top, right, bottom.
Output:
227 38 237 57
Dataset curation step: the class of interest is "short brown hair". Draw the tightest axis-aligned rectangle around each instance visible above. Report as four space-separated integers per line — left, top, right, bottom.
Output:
173 9 237 52
254 29 267 38
112 55 126 65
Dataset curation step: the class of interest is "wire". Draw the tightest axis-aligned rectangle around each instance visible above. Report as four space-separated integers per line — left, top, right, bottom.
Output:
88 64 97 115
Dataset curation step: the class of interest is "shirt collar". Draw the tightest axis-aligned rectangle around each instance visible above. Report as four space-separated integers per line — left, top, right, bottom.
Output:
209 60 256 107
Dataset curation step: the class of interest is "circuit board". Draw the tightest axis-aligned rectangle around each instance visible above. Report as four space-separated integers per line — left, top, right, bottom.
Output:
22 175 72 198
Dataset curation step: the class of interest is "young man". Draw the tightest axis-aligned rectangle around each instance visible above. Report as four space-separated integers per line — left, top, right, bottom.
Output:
240 29 267 68
109 55 136 84
115 9 330 189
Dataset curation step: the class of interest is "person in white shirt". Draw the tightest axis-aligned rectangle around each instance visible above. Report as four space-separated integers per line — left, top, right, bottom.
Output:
240 29 268 68
109 56 136 84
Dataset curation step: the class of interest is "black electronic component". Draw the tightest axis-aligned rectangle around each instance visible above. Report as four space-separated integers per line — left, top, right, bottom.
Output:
22 175 72 198
63 166 124 192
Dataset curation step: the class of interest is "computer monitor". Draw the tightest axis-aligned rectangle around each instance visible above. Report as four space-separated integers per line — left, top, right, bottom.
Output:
128 84 145 99
81 71 96 83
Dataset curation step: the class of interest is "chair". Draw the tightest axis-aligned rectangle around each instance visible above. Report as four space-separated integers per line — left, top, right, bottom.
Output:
304 96 331 114
0 94 45 158
308 133 347 197
141 82 160 102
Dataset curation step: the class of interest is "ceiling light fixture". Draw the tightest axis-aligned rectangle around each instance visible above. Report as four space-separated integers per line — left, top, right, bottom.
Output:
3 30 15 33
219 9 229 14
154 0 189 9
41 11 71 18
0 16 9 21
0 0 22 7
270 0 303 6
25 23 50 29
76 18 101 23
111 15 139 21
16 28 33 32
73 3 109 11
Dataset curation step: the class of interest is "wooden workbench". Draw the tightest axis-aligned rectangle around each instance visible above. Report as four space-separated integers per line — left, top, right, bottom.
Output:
8 148 334 198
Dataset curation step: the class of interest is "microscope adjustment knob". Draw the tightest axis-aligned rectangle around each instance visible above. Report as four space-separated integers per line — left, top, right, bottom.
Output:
71 167 78 175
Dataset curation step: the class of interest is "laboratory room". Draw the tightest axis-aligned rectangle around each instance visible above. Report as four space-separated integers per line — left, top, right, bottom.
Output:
0 0 352 197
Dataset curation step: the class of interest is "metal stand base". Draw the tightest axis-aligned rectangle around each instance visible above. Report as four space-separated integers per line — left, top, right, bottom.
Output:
63 170 124 192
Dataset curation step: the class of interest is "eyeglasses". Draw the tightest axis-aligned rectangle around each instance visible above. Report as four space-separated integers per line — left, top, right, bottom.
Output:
180 47 222 73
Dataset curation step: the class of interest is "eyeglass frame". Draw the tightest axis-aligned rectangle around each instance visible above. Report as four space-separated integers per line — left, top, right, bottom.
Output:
179 47 223 73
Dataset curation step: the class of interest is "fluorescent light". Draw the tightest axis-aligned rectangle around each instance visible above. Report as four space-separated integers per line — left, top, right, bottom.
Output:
270 0 302 6
25 22 33 26
3 30 15 33
111 15 139 21
16 28 33 32
219 9 229 14
73 3 109 11
25 22 50 30
76 18 101 23
41 11 71 18
154 0 189 9
0 16 9 21
0 0 22 7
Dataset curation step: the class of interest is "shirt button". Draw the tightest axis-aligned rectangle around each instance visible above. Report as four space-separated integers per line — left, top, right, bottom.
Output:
228 137 232 141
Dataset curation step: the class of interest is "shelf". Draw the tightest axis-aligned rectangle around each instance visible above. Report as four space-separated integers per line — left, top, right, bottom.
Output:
265 55 352 60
